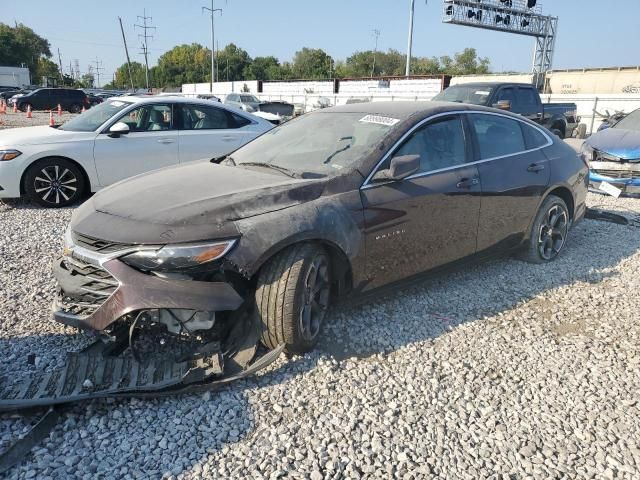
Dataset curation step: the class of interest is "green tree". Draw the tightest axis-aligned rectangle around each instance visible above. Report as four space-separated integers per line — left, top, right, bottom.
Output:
105 61 148 89
217 43 252 82
292 48 333 79
0 23 53 84
440 48 490 75
35 57 60 84
154 43 211 87
243 56 280 80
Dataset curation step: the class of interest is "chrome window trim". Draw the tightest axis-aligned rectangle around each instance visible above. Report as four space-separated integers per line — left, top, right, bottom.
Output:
360 110 553 190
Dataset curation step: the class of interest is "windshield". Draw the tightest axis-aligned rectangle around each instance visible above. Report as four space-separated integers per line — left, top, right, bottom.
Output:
241 95 259 103
232 112 396 177
58 100 133 132
433 85 494 105
614 109 640 131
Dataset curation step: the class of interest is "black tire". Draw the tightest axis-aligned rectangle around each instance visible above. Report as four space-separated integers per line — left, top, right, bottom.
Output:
19 102 32 113
68 104 82 113
24 158 86 208
551 127 565 139
519 195 570 264
256 243 331 354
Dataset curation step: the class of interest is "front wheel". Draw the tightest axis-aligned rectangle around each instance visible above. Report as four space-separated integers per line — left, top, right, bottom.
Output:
20 103 32 113
519 195 570 264
24 158 85 208
68 104 82 113
256 244 331 354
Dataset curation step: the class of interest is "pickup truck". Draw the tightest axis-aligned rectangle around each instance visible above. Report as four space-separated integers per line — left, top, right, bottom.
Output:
433 82 580 139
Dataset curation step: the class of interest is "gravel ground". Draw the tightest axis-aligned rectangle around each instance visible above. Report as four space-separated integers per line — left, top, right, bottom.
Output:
1 192 639 480
0 110 78 130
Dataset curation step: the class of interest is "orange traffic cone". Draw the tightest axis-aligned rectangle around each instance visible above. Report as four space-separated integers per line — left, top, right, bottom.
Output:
49 110 55 126
0 101 5 115
26 105 32 119
57 104 62 116
12 103 17 113
81 105 86 113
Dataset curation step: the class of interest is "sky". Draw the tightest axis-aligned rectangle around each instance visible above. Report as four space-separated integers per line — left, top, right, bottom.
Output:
5 0 640 87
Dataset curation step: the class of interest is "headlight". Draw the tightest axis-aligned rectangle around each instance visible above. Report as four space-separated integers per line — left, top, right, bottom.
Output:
0 149 22 161
580 143 594 164
120 240 236 272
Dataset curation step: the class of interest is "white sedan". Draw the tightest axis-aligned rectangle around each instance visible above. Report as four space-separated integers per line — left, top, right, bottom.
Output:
0 96 274 207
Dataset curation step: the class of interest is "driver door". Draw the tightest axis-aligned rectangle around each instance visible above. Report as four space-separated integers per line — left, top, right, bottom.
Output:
93 103 179 186
360 114 481 289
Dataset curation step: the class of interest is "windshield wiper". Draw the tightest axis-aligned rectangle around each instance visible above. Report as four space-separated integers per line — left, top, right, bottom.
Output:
239 162 297 178
323 136 353 164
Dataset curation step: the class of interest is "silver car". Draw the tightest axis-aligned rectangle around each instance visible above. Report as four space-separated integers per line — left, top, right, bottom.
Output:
224 93 261 112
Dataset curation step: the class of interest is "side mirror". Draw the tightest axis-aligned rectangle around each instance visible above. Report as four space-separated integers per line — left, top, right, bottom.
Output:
493 100 512 111
108 122 130 137
372 154 420 182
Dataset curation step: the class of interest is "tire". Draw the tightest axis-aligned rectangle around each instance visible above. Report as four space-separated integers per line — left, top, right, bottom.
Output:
551 127 565 139
68 104 82 113
24 158 86 208
256 243 331 354
519 195 570 264
19 103 32 113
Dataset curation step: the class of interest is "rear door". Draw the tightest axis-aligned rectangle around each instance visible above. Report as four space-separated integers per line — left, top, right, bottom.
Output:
176 103 251 163
360 114 481 289
469 112 551 253
515 86 544 124
93 103 179 186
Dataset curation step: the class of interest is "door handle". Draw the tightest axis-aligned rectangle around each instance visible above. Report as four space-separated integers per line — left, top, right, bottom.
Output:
221 135 236 141
456 177 479 189
157 138 175 144
527 163 545 173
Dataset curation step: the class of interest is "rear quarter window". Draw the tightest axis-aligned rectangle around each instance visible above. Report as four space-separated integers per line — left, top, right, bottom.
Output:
521 123 550 149
471 114 526 159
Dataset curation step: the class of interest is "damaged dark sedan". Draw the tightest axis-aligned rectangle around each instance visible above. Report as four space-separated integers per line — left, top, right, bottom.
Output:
54 101 588 367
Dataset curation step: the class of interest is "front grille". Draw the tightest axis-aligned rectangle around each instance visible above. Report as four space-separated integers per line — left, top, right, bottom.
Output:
593 169 640 180
73 232 135 254
58 256 119 317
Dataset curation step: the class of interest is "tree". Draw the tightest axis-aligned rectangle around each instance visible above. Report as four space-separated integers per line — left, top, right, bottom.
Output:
153 43 211 87
0 23 52 84
217 43 252 82
292 48 333 79
103 61 148 90
440 48 490 75
36 57 60 84
243 56 280 80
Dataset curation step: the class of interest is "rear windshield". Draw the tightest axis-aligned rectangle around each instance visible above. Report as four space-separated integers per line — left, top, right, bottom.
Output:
433 85 495 105
58 100 133 132
614 109 640 131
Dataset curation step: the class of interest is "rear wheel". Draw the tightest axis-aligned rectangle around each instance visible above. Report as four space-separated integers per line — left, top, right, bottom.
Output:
551 127 565 139
69 104 82 113
20 103 32 113
24 158 85 208
256 244 331 354
520 195 569 264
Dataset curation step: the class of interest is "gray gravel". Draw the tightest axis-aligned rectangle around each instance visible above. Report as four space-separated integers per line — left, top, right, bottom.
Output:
1 192 640 479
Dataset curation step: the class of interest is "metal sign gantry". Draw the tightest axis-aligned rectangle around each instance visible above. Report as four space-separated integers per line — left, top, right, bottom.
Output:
442 0 558 89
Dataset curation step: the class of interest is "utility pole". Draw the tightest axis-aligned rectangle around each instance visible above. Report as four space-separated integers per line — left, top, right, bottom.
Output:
371 29 381 78
135 9 155 91
202 0 223 93
118 16 135 90
92 58 104 88
405 0 415 76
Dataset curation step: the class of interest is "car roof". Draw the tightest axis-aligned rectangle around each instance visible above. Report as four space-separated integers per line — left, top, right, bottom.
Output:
320 101 496 118
447 82 534 88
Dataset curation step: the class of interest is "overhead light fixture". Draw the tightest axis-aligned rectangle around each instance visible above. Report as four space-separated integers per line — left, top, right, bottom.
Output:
467 9 483 21
500 0 513 7
527 0 537 8
446 5 454 15
495 14 511 25
521 17 530 27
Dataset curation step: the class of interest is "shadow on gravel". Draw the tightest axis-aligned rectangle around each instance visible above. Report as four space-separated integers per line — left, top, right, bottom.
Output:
2 215 640 478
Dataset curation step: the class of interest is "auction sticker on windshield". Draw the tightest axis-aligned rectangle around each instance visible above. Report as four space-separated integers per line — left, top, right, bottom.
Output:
359 115 400 126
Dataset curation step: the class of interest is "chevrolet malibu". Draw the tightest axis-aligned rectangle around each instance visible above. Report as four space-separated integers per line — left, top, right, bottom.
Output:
0 96 273 207
55 102 588 355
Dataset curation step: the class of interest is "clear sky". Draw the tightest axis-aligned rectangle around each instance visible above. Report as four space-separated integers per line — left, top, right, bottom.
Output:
6 0 640 87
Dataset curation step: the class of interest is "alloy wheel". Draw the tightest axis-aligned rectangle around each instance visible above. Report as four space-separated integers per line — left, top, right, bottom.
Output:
538 204 568 261
33 165 78 205
299 256 330 342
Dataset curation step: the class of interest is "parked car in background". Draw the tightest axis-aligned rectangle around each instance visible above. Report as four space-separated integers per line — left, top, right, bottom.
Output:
0 89 29 102
86 93 104 107
224 93 262 112
10 88 89 113
54 102 587 356
582 107 640 195
0 96 273 206
433 82 580 139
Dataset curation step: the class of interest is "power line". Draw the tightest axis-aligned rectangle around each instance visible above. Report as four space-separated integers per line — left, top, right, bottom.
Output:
202 0 223 93
371 29 381 77
92 57 104 88
135 8 156 90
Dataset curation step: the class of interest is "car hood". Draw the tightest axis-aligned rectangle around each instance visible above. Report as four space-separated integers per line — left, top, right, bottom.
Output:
587 128 640 161
71 161 326 244
0 125 93 147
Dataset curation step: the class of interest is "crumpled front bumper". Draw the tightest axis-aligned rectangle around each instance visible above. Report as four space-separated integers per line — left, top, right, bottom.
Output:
589 160 640 195
52 251 244 331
